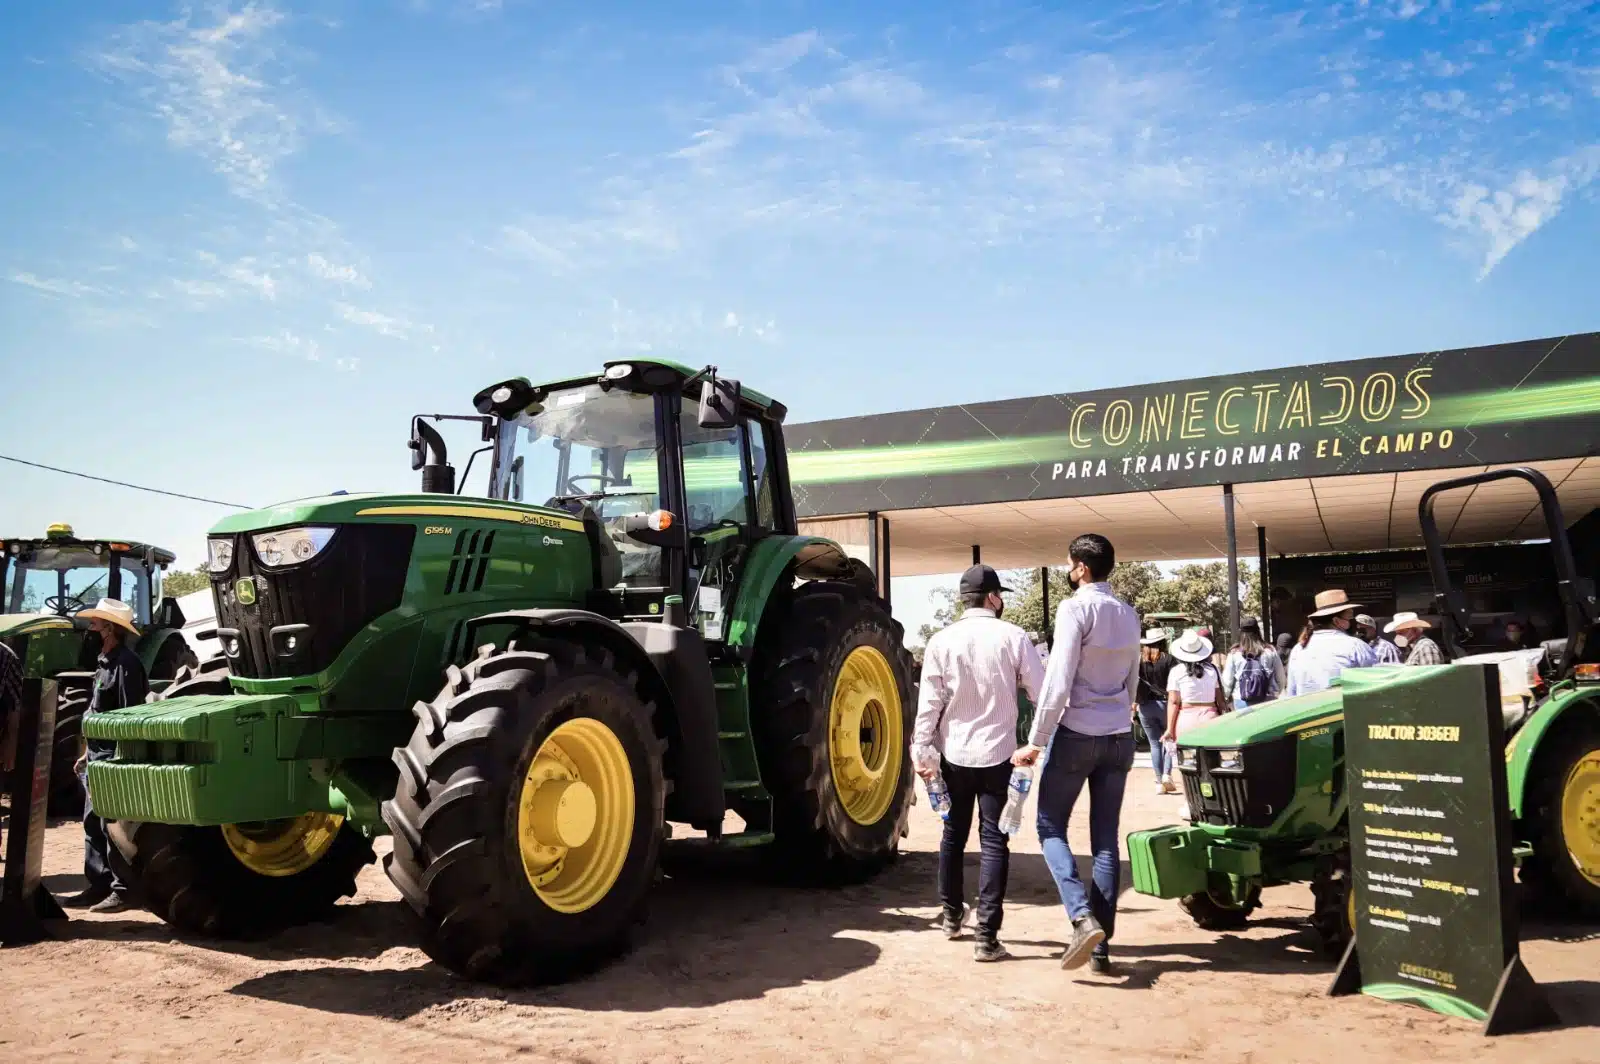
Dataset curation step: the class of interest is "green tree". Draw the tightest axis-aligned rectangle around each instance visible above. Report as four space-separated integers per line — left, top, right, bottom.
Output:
161 566 211 599
916 559 1263 648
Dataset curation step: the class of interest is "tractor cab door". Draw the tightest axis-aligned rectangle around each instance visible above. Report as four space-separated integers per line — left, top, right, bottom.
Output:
675 403 778 645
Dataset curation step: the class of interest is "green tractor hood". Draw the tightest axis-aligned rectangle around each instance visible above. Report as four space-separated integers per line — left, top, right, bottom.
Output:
208 492 585 535
0 613 76 640
1178 684 1352 747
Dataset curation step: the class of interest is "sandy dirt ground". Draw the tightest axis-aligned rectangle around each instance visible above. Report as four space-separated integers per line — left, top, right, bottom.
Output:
3 761 1596 1064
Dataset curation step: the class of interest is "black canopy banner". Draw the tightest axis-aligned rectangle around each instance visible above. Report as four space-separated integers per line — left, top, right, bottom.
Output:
788 333 1600 517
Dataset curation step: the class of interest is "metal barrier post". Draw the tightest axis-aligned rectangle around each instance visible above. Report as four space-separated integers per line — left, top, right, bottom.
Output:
1 677 67 945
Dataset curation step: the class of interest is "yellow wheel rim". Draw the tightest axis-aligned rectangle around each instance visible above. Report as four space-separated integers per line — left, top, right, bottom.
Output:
828 645 905 827
222 812 344 877
517 717 635 914
1347 881 1357 937
1560 750 1600 887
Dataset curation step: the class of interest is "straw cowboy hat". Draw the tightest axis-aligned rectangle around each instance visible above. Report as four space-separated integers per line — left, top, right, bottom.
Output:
1384 611 1432 634
1308 589 1362 618
1171 629 1213 663
1140 627 1169 645
77 598 140 636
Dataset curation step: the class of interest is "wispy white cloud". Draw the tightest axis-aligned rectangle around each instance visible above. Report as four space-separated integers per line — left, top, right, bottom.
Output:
248 328 320 361
337 302 425 340
305 252 369 288
91 3 301 204
494 5 1595 280
7 271 102 298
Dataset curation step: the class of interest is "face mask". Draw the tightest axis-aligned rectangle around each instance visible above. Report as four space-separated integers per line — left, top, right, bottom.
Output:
1394 634 1410 648
992 596 1005 620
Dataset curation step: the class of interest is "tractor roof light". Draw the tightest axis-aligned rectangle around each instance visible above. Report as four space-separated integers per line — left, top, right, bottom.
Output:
647 510 673 531
1574 664 1600 685
603 363 634 381
46 522 73 539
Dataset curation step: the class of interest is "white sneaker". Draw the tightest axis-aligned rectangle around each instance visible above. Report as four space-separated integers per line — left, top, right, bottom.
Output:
1161 775 1179 794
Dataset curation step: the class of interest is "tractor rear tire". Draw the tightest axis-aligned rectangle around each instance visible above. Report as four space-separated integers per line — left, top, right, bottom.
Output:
1311 854 1355 957
1180 884 1261 931
47 676 94 818
382 638 666 985
106 662 375 937
1522 718 1600 916
750 578 915 883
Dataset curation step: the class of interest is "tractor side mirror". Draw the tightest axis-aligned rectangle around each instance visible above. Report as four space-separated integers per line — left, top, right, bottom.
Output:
618 512 687 550
697 377 741 430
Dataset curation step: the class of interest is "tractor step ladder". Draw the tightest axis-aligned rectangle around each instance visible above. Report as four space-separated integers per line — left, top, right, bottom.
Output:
711 666 773 836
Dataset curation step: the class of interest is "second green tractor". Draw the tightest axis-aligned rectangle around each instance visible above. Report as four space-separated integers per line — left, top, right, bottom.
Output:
86 360 915 984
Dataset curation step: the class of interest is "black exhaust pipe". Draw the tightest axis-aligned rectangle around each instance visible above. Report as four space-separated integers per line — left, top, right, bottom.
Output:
410 417 456 495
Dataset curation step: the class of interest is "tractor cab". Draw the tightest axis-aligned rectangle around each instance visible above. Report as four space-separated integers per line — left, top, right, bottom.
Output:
471 359 800 642
0 524 181 671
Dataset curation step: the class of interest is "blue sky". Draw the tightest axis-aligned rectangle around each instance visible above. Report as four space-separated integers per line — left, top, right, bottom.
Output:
2 1 1596 637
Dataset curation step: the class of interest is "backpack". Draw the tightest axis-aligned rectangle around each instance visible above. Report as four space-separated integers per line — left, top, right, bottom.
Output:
1236 651 1271 704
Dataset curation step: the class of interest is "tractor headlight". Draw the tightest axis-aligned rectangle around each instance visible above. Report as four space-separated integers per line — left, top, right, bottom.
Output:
1216 748 1244 772
1178 747 1199 771
206 537 235 573
251 526 336 567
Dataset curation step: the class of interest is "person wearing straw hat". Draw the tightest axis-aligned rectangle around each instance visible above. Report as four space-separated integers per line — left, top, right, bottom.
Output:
61 598 149 914
1284 589 1378 698
1163 629 1226 742
1385 612 1447 666
1135 628 1177 794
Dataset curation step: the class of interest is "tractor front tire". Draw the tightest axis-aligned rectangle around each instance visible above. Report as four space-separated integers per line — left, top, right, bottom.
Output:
106 663 375 937
47 675 94 818
751 579 915 882
1522 718 1600 916
382 638 666 985
108 816 374 937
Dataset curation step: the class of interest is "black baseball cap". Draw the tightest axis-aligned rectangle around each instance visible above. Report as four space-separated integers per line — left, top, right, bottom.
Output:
959 564 1010 597
1239 615 1262 631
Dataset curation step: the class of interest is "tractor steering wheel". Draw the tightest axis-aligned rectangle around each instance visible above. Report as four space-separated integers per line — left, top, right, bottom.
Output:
564 473 614 495
44 593 90 615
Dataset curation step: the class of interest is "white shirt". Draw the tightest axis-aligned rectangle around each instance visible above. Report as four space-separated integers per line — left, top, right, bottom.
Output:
1168 661 1221 705
1032 581 1142 742
914 608 1046 769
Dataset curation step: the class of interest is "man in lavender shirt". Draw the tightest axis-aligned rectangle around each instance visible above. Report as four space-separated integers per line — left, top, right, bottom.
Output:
1013 533 1142 973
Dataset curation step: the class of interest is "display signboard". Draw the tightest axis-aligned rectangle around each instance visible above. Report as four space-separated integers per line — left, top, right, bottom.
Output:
1 677 67 945
787 332 1600 518
1330 664 1556 1035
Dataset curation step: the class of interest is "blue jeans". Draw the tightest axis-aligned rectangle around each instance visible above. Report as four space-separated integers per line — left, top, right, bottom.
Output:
82 741 127 896
1137 700 1170 777
1036 727 1136 946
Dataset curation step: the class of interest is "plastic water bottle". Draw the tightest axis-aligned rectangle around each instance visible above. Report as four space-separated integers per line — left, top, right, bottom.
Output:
915 747 952 820
998 765 1033 836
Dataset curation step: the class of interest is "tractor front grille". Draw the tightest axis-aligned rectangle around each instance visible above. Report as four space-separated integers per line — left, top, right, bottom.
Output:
1179 735 1298 829
210 524 414 679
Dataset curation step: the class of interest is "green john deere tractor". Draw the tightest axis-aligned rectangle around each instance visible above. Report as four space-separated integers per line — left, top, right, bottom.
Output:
1129 467 1600 954
0 524 197 816
85 360 915 984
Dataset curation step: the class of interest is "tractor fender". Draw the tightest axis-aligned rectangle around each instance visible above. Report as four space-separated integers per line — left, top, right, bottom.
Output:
1505 684 1600 818
724 535 871 655
464 607 725 830
135 626 190 679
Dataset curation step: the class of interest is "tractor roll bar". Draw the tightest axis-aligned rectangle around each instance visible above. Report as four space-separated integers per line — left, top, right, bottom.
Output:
1418 466 1595 671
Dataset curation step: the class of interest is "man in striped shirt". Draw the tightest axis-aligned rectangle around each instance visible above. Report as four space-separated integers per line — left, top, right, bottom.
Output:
913 564 1046 963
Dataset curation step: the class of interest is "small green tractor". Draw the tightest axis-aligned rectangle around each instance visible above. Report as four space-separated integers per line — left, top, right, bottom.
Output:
1129 467 1600 952
85 360 915 984
0 525 196 816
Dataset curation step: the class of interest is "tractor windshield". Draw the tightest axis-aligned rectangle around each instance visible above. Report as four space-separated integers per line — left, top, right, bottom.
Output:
1 547 152 623
491 383 661 519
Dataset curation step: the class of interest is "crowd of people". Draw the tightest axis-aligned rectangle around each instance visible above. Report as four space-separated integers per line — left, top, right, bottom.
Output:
910 544 1479 971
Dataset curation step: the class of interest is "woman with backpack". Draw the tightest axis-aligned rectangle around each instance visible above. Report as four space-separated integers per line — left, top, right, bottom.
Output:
1221 616 1284 711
